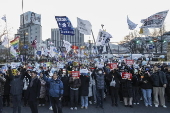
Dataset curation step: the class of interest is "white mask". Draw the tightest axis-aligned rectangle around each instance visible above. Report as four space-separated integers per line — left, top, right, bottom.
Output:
98 71 102 74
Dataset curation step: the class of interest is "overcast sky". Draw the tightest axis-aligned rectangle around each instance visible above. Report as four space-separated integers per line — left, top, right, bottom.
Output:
0 0 170 43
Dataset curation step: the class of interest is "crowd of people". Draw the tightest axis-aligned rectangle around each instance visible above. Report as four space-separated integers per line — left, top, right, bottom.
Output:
0 59 170 113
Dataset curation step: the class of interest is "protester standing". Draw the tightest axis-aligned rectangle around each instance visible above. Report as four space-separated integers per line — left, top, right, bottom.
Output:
0 71 6 113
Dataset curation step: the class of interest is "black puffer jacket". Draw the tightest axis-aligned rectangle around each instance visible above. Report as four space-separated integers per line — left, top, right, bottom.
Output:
0 76 6 96
107 70 121 88
151 71 167 87
69 77 81 89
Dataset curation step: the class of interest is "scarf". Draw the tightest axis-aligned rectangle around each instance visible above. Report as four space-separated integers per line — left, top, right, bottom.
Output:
30 76 38 87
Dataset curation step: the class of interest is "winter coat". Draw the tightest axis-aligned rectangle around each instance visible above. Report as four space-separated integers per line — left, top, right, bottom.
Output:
108 71 121 88
3 75 10 95
151 71 167 87
121 79 133 97
132 74 140 87
94 73 105 89
139 76 153 89
9 69 24 95
61 75 70 96
69 77 81 89
0 76 6 96
23 70 41 101
166 72 170 87
80 75 90 96
43 74 63 97
39 78 46 98
27 77 41 101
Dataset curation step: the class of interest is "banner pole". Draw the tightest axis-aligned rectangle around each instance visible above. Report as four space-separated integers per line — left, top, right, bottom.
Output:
91 29 98 55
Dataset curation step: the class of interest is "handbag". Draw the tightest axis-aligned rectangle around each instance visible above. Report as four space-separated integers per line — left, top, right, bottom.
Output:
110 78 116 87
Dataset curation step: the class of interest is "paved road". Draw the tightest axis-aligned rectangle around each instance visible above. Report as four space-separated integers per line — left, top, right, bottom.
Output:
3 97 170 113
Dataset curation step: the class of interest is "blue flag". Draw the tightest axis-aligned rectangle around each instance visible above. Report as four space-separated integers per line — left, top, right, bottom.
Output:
37 51 41 56
55 16 74 35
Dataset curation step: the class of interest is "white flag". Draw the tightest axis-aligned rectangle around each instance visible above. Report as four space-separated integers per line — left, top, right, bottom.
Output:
41 47 45 56
141 10 169 28
96 30 112 46
10 46 17 57
2 36 9 46
63 40 72 52
49 46 56 57
77 17 92 35
127 16 138 30
142 28 150 36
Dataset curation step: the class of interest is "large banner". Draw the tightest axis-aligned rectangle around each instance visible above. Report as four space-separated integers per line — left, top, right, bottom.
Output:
77 17 92 35
20 11 41 25
141 10 169 28
55 16 74 35
96 29 112 46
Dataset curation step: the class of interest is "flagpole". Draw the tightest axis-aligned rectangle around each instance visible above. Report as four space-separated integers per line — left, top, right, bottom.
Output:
91 29 98 55
4 15 11 64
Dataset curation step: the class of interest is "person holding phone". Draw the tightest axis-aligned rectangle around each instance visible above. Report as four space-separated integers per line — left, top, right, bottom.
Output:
140 71 153 107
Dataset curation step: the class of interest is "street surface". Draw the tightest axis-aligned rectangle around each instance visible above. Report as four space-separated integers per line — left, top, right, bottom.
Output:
3 96 170 113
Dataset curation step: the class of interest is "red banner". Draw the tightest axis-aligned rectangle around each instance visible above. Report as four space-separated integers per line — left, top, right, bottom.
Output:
108 63 117 69
126 60 134 65
71 71 80 77
122 72 132 80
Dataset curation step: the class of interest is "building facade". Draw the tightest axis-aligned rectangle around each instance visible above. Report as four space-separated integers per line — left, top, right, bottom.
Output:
17 11 42 56
51 28 84 48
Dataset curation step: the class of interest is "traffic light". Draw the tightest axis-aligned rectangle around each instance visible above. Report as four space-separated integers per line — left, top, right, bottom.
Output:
163 40 167 43
149 40 153 43
153 39 157 42
136 40 139 43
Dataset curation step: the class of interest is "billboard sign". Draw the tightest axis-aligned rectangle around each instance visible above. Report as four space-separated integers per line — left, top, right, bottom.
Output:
20 11 41 25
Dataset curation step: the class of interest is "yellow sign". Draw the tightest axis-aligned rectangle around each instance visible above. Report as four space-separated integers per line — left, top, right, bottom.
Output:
12 69 18 76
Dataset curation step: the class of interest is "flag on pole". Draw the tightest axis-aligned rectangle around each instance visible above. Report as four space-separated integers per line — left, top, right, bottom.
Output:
77 17 92 35
1 15 6 22
63 40 72 52
96 29 112 46
10 36 19 49
55 16 74 35
127 16 138 30
141 10 169 28
10 46 17 57
2 36 9 46
139 28 150 35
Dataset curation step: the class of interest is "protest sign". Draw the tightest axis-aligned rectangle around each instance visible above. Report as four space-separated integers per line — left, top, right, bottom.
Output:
122 72 132 80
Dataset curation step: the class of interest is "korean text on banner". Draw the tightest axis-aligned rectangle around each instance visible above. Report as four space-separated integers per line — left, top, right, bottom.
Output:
55 16 74 35
77 17 92 35
122 72 132 80
126 60 134 65
108 63 117 69
71 71 80 77
141 10 169 28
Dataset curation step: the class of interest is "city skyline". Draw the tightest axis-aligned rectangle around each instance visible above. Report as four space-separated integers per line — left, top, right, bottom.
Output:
0 0 170 44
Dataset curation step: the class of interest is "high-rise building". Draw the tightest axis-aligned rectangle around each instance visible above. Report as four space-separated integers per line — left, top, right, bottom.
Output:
17 11 42 56
51 28 84 48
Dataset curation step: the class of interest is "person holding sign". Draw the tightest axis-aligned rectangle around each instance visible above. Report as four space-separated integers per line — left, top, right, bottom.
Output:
69 70 81 110
121 69 133 108
8 66 25 113
108 69 121 107
79 68 90 109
